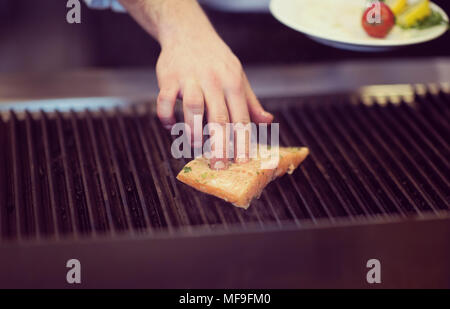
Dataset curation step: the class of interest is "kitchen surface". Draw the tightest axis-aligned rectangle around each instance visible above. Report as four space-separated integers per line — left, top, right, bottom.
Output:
0 0 449 290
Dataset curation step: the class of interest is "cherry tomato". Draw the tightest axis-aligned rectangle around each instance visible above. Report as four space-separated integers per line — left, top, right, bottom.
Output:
362 2 395 38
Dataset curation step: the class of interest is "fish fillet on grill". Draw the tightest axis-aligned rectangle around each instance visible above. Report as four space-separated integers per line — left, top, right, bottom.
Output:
176 146 309 209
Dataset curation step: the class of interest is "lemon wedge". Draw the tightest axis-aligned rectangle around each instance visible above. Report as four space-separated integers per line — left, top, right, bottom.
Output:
397 0 432 28
386 0 408 16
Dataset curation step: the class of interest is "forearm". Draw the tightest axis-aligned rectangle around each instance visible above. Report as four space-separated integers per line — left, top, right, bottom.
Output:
118 0 217 48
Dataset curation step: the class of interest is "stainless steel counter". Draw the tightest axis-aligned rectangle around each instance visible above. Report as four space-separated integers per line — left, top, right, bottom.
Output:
0 58 449 104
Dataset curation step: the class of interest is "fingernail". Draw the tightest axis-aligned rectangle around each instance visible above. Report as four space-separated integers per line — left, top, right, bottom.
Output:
213 160 226 170
262 111 273 118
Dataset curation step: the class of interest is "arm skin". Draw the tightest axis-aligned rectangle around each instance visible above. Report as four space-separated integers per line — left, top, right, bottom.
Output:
119 0 273 169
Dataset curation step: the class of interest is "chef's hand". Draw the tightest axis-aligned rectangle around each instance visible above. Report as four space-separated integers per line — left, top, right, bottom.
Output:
119 0 273 169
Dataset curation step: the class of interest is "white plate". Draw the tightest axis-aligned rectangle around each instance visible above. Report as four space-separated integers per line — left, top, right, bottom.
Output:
270 0 449 51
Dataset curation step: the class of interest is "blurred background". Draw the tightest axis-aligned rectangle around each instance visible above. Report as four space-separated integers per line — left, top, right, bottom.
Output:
0 0 449 74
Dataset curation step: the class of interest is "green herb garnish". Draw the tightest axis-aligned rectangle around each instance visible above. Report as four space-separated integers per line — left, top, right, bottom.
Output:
401 10 448 30
183 167 192 173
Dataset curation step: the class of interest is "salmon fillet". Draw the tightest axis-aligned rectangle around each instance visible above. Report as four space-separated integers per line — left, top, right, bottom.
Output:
176 146 309 209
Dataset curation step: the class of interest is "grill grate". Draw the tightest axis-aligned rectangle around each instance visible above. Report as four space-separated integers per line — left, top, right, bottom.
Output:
0 86 449 241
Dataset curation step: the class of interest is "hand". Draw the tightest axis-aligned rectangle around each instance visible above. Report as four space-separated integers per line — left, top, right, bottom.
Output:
156 29 273 168
119 0 273 168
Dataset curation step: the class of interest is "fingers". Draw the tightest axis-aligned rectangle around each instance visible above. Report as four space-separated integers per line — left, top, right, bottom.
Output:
182 80 204 148
156 83 179 130
244 75 274 124
225 78 251 163
203 84 230 170
157 69 270 169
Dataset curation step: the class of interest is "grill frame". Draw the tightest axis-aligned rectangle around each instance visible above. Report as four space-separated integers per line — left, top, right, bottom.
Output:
0 214 448 288
0 84 449 288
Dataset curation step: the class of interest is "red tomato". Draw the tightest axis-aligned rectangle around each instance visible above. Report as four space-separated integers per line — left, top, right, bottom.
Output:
362 2 395 38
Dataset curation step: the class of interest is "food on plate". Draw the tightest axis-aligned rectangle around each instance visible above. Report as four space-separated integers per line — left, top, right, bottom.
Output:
362 2 396 38
362 0 448 39
177 146 309 209
397 0 431 27
386 0 408 15
407 10 448 29
397 0 447 29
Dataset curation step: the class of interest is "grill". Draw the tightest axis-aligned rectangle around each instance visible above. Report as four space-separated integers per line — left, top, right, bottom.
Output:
0 84 449 288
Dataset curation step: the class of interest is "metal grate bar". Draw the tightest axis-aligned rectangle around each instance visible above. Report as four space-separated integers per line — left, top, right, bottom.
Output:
260 191 283 227
358 104 441 213
213 200 237 227
274 180 311 224
116 110 153 232
122 110 168 230
304 104 386 216
297 105 373 217
48 112 76 235
32 113 56 237
40 112 63 237
212 200 229 229
317 105 403 216
232 207 247 227
15 112 39 238
402 103 450 157
99 109 137 232
416 94 450 141
217 199 246 228
339 104 427 215
374 105 449 208
1 114 17 239
10 112 22 239
390 103 450 182
427 91 450 121
69 111 98 235
283 110 352 220
55 112 81 236
131 109 174 231
106 111 153 231
18 112 48 238
0 117 4 237
440 91 450 112
240 204 264 228
383 103 450 185
278 131 330 221
85 110 119 234
278 112 334 222
147 116 192 228
330 105 415 216
25 112 41 238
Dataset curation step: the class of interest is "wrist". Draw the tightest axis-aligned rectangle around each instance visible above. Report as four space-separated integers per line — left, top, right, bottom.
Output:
152 0 217 49
159 23 218 51
120 0 218 49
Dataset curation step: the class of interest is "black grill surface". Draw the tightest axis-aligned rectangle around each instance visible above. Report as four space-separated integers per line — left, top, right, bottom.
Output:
0 87 449 242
